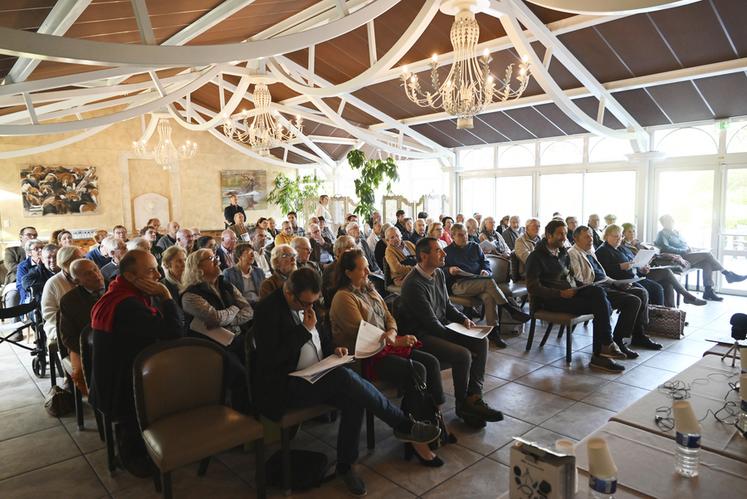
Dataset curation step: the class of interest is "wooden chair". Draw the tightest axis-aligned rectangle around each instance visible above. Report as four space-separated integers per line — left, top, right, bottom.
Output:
525 298 594 364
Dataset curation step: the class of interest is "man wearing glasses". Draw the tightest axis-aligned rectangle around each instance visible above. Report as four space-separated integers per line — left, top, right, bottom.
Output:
259 244 298 299
251 268 441 497
3 226 37 309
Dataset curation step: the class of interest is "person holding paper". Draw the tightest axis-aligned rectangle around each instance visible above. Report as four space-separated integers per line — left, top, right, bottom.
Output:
329 249 445 467
384 226 417 286
399 237 504 429
568 226 661 357
595 224 665 307
621 223 706 307
251 268 442 496
445 224 530 349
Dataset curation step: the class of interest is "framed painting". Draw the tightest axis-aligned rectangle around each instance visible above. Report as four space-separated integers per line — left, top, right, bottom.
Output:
220 170 268 211
20 165 98 216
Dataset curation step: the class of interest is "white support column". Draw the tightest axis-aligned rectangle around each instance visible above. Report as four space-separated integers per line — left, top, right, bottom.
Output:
131 0 156 45
366 20 377 66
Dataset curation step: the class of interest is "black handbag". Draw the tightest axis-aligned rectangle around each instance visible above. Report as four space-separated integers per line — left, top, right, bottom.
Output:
400 360 454 449
265 449 333 491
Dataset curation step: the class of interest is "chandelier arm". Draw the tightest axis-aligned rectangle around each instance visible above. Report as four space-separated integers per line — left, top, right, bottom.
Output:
264 0 439 98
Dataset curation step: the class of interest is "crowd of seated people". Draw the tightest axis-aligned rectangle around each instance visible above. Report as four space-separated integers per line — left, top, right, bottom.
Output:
3 202 743 497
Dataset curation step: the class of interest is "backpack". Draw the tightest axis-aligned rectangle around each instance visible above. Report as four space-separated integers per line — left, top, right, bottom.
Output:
265 449 332 491
400 360 454 450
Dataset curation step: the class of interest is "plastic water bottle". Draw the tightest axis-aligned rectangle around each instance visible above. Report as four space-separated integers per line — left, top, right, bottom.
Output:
736 374 747 436
587 437 617 498
674 431 701 477
588 474 617 498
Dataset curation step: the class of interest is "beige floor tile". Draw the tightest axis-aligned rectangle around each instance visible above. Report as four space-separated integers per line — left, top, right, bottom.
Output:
502 342 567 364
441 369 507 397
0 382 43 413
0 426 80 480
441 410 533 456
482 383 575 425
85 447 149 495
640 350 701 372
0 402 60 443
422 457 510 499
615 364 676 391
539 402 615 441
662 337 712 357
484 352 545 381
0 456 106 499
513 365 611 401
580 381 650 412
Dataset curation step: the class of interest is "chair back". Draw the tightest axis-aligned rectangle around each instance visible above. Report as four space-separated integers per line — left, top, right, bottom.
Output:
382 258 394 287
133 338 225 429
510 251 522 282
486 255 510 283
79 325 93 387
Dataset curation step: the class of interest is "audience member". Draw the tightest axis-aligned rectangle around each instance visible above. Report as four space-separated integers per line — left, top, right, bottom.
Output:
160 245 187 302
59 258 105 395
502 216 523 250
337 214 358 237
251 268 441 495
441 217 454 245
473 212 483 226
126 237 150 252
603 214 617 228
21 243 58 303
145 218 161 233
229 212 249 239
588 214 603 248
223 193 246 227
41 246 84 345
267 217 279 237
194 235 217 251
514 218 541 279
374 223 390 270
86 233 111 268
224 243 265 307
308 223 334 265
399 237 504 428
466 218 480 244
428 221 448 249
565 216 578 246
90 249 182 477
216 229 238 271
498 216 510 234
175 228 194 254
293 237 321 274
287 211 305 236
525 220 625 372
57 229 74 247
322 236 356 304
260 244 298 299
410 219 427 245
3 226 37 308
316 194 333 223
479 217 510 257
156 221 180 250
394 210 411 240
417 211 428 220
275 220 296 246
330 250 445 467
655 214 745 301
384 226 416 286
346 222 381 273
252 228 272 275
318 216 335 242
100 237 127 284
113 225 129 242
456 213 465 224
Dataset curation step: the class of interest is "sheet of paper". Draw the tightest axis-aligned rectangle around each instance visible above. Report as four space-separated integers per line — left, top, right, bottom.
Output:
446 322 493 339
630 249 656 268
648 265 677 270
190 318 235 347
289 354 355 384
608 276 644 286
354 320 385 359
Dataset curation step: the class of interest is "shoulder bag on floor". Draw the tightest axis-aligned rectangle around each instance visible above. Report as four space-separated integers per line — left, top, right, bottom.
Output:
400 359 454 449
645 304 687 339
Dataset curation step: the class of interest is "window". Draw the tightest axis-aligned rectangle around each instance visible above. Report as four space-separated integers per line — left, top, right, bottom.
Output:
496 176 532 220
498 144 535 168
656 170 714 249
726 123 747 154
583 171 637 225
540 138 583 165
654 125 719 157
461 176 495 218
588 137 633 163
539 173 582 221
458 146 494 171
392 159 447 200
721 168 747 292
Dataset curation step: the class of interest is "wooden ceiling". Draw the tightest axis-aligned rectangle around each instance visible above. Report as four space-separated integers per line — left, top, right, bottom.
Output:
1 0 746 161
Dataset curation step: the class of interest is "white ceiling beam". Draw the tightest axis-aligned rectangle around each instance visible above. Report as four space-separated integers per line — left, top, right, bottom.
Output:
131 0 156 45
164 0 256 46
4 0 93 84
366 20 377 66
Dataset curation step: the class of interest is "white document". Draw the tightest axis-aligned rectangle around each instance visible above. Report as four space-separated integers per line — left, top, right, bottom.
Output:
355 320 385 359
190 318 235 347
289 354 355 384
446 322 493 339
630 249 656 268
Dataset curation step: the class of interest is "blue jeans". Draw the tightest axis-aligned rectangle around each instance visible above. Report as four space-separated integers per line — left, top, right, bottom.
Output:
286 366 407 467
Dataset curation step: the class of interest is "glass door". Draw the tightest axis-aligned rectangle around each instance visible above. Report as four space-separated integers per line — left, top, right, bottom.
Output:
655 169 714 249
720 168 747 294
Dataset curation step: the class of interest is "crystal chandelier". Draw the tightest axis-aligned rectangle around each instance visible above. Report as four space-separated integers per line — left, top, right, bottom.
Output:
401 0 531 129
132 118 197 170
222 82 303 156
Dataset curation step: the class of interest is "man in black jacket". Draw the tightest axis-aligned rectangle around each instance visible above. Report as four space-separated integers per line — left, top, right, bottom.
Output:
251 268 440 496
398 237 504 429
525 220 625 373
90 249 183 477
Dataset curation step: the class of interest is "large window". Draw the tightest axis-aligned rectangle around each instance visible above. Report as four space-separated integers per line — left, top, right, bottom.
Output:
539 173 583 221
496 176 532 219
583 171 637 224
589 137 633 163
656 170 714 249
722 168 747 292
654 125 719 158
540 138 583 165
458 146 494 171
498 144 535 168
461 177 495 218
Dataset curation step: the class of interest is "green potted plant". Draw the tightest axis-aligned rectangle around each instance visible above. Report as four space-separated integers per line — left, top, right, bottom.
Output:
266 172 323 222
346 149 399 221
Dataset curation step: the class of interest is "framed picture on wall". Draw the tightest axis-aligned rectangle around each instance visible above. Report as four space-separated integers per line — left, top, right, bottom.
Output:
220 170 268 211
20 165 98 216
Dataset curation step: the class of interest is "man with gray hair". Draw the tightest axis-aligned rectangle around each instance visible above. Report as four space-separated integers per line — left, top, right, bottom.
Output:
100 237 127 285
176 228 194 254
216 229 238 271
346 221 380 273
292 236 321 274
156 220 180 251
502 216 524 250
41 245 84 344
514 218 541 280
126 237 151 252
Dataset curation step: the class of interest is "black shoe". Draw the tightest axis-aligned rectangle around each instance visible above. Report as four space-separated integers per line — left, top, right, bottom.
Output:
459 396 504 422
589 355 626 373
723 270 747 284
614 340 639 359
339 469 367 496
404 443 444 467
489 327 507 348
630 335 663 350
504 304 530 323
702 287 724 301
683 295 707 306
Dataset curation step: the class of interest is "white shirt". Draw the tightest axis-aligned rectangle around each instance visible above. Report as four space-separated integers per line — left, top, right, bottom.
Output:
295 309 323 370
41 271 76 341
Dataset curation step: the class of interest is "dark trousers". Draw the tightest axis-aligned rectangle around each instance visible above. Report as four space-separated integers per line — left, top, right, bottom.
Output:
683 252 723 287
287 366 408 468
638 278 664 306
605 287 645 340
418 331 487 402
541 286 612 355
375 349 445 405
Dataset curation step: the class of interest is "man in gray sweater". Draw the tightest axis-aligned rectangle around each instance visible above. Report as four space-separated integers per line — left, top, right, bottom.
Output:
399 237 503 428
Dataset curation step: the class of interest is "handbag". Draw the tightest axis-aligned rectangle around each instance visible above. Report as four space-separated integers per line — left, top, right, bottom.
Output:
400 359 454 450
44 385 75 417
265 449 333 491
645 304 687 339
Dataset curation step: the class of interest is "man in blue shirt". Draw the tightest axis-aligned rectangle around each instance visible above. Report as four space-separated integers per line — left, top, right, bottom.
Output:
655 215 745 301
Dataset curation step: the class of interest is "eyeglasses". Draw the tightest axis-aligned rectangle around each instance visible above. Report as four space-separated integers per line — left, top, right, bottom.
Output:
279 253 297 260
23 233 37 238
293 292 316 308
200 255 220 263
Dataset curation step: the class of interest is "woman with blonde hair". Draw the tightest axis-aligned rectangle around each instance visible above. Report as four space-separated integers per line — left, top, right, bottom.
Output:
427 221 448 249
160 245 187 301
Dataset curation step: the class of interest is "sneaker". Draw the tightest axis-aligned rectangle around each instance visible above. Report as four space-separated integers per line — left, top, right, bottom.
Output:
599 342 627 359
683 295 707 306
459 395 504 422
723 270 747 284
702 287 724 302
614 340 639 359
630 335 663 350
339 469 367 497
589 355 626 373
393 419 441 444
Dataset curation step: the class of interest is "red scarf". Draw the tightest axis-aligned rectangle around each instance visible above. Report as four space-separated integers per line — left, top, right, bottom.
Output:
91 275 157 333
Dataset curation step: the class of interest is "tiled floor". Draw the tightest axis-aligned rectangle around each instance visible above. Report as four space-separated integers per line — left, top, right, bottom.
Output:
0 294 743 498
